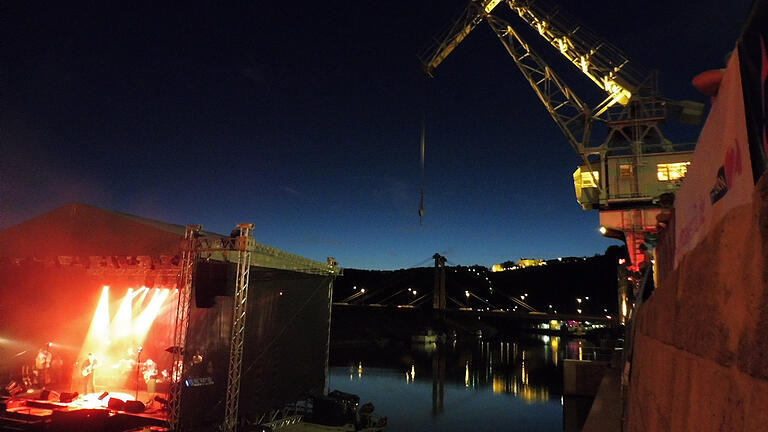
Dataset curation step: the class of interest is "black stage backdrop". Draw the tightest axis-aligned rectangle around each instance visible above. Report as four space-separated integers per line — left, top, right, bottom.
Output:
180 263 333 429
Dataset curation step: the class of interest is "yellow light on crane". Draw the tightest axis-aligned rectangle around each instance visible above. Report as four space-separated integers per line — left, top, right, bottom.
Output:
580 170 599 188
483 0 502 13
580 56 589 74
601 76 632 106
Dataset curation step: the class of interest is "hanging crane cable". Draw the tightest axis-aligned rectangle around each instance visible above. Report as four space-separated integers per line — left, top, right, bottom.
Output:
419 111 426 225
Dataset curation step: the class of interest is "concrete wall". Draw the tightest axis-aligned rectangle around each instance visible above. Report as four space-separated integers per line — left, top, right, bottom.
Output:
625 174 768 431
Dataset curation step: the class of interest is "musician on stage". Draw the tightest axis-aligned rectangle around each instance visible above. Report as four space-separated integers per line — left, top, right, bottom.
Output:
34 343 52 388
81 353 99 394
142 358 158 396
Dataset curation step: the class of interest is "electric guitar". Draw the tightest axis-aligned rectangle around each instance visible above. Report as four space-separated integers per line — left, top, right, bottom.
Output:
81 361 99 376
143 368 157 382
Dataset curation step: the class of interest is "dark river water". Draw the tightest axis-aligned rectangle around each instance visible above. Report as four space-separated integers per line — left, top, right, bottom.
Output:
329 333 596 432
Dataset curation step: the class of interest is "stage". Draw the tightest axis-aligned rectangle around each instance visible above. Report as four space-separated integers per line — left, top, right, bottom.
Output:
1 388 168 431
0 204 339 430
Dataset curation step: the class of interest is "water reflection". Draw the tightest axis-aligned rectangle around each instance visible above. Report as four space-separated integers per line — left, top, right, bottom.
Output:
330 333 590 431
431 349 445 414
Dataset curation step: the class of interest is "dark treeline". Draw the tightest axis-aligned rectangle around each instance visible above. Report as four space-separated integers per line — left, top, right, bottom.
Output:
335 246 626 315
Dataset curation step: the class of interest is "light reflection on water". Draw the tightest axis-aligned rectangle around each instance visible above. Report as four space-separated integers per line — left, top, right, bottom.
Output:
329 334 589 432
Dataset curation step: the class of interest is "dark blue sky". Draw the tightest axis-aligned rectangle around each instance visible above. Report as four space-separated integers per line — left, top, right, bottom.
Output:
1 1 752 269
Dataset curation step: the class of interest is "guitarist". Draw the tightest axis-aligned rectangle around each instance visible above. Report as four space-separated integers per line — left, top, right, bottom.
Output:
142 358 158 396
81 353 99 394
34 343 52 388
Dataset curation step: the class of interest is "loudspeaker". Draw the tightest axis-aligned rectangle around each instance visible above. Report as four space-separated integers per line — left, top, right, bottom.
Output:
107 398 125 411
4 381 23 397
123 400 145 413
39 389 60 401
59 392 79 403
194 261 235 308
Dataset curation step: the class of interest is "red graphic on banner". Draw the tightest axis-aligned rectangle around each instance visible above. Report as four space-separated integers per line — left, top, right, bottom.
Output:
725 139 743 185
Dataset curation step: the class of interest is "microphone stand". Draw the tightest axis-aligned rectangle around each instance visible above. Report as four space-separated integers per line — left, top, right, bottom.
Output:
135 347 142 400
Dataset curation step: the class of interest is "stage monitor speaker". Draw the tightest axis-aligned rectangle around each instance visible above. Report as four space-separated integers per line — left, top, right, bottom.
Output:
4 381 23 397
107 398 125 411
59 392 79 403
39 389 60 401
124 400 145 413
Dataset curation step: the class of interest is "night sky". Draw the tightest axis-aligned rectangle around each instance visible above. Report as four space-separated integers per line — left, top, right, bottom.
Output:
0 1 752 269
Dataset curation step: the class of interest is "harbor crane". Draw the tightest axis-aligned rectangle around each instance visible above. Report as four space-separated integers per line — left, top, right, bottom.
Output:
421 0 705 272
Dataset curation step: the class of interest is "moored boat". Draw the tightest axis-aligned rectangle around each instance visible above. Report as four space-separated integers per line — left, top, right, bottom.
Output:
256 390 386 432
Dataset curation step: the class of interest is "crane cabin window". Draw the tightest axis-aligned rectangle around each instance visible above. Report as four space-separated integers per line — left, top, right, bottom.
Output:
656 162 690 181
580 171 599 188
620 164 634 178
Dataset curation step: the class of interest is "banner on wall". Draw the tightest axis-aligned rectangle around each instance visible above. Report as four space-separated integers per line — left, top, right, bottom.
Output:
674 51 754 266
738 0 768 183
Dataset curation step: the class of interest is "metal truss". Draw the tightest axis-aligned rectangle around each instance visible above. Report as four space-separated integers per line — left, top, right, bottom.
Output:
168 224 201 431
503 0 643 106
222 223 255 432
165 223 335 431
195 237 339 276
421 0 490 76
485 15 596 157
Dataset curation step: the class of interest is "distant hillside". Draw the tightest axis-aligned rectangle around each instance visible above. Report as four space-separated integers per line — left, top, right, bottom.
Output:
335 248 623 316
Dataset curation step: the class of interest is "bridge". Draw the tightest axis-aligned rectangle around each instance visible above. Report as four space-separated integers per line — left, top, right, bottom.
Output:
334 253 613 325
332 302 610 324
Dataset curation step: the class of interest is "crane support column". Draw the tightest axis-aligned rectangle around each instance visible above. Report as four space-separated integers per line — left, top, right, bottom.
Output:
223 223 256 432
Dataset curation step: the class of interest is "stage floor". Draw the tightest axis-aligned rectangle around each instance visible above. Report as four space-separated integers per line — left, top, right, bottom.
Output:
2 388 169 432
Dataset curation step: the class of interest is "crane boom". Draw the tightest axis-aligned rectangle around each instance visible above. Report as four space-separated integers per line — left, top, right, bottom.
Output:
484 15 595 158
422 0 502 76
504 0 639 107
423 7 604 182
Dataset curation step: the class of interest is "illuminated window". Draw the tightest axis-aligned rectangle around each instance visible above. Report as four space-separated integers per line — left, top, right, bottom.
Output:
620 164 633 178
657 162 690 181
580 171 599 188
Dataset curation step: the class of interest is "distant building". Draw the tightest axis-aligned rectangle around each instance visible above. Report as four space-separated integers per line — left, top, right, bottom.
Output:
492 258 545 272
518 258 545 268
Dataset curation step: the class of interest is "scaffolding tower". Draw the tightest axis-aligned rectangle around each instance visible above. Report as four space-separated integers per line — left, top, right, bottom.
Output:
167 223 256 431
167 224 201 431
222 223 255 432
